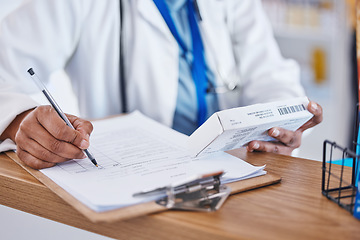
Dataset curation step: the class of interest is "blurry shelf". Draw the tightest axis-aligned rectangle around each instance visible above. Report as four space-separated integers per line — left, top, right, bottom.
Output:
273 27 334 42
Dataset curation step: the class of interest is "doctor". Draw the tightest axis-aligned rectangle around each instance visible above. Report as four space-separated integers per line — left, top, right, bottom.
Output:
0 0 322 169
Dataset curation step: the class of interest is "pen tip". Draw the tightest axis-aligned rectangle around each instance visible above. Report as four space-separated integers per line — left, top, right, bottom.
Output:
95 164 98 167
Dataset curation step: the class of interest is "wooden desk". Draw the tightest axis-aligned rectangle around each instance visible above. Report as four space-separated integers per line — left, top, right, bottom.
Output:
0 149 359 240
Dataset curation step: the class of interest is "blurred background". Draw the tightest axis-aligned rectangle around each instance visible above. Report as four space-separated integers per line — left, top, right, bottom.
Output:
0 0 356 239
261 0 356 161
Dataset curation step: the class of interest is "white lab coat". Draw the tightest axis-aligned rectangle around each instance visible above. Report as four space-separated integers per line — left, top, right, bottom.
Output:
0 0 305 152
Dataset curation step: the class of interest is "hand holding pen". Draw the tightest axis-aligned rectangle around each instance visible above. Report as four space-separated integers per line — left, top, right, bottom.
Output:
28 68 97 167
0 69 96 169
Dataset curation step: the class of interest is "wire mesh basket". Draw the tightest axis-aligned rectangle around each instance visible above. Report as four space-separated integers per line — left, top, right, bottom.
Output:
322 140 359 215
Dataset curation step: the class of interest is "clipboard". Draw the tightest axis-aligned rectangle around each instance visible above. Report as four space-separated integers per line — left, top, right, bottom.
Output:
5 151 281 223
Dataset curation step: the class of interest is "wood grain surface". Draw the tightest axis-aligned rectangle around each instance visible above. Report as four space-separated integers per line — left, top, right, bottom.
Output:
1 148 359 240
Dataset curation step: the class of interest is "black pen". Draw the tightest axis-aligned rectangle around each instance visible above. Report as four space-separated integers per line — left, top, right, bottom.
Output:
27 68 98 167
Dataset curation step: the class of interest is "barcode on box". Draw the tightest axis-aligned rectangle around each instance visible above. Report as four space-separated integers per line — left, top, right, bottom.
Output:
278 104 306 115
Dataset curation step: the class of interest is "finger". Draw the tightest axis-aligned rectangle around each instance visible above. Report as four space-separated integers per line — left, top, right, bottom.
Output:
247 141 293 155
298 101 323 132
17 147 55 170
17 114 86 160
246 141 261 152
18 136 72 164
308 101 322 118
268 127 302 148
34 106 89 149
67 114 93 138
30 124 86 159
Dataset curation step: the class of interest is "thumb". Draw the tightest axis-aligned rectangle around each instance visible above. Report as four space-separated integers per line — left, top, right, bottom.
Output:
298 101 323 132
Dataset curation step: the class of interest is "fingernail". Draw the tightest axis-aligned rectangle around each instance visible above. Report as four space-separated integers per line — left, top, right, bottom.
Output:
310 102 318 112
80 139 89 149
81 153 87 159
253 142 260 149
271 128 280 137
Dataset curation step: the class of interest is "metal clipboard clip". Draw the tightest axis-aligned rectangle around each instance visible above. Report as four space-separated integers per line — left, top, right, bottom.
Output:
133 171 231 211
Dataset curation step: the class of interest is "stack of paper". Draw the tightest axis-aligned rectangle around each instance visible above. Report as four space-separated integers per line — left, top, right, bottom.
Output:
40 111 265 212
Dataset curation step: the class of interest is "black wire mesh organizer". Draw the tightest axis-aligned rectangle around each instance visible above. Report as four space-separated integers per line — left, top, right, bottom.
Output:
322 140 359 215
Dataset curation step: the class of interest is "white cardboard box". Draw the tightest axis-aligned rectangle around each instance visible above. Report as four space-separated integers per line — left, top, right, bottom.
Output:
189 97 313 157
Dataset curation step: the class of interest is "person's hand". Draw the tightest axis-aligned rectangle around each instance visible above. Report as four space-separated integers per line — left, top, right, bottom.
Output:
246 100 323 155
5 105 93 169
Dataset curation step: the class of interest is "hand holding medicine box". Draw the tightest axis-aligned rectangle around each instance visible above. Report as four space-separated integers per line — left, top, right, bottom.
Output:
189 97 313 157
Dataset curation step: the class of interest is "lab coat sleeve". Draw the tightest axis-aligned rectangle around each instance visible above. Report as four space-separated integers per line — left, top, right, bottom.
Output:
0 0 86 152
227 0 305 106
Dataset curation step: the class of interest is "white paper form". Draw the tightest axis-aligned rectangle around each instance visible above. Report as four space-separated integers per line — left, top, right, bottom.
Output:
40 112 265 212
